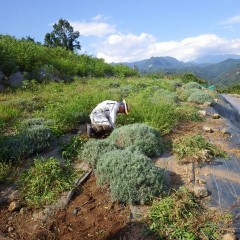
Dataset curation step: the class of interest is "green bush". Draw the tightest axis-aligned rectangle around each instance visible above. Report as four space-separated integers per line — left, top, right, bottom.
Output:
0 119 54 162
20 117 51 129
150 88 178 105
19 157 76 207
187 90 214 104
107 123 164 157
177 88 199 101
80 139 117 168
23 125 53 153
97 149 164 204
6 98 38 112
183 81 202 90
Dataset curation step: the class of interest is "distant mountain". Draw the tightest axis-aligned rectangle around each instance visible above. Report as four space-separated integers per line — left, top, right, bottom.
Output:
191 54 240 64
118 56 240 86
122 56 193 73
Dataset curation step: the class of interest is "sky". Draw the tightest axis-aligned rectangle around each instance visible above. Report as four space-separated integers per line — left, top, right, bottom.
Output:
1 0 240 63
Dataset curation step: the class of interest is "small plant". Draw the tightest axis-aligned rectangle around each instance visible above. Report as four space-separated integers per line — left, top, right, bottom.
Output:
149 187 232 239
19 157 76 207
61 135 86 161
0 162 12 183
97 149 164 204
80 139 117 168
183 81 202 90
107 123 164 157
187 90 214 104
172 134 228 163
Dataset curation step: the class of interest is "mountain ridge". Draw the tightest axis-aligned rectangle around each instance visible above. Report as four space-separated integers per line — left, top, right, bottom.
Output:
118 55 240 86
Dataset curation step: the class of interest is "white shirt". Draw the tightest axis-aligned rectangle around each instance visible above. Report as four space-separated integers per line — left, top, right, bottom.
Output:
91 100 120 128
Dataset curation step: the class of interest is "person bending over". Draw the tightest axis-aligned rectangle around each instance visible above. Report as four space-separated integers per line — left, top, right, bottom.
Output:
87 99 129 137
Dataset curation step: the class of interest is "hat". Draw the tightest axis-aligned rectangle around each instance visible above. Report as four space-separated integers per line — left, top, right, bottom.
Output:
122 99 129 115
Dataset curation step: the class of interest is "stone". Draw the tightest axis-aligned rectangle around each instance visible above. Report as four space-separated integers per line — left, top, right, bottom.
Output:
193 186 209 198
0 71 4 82
9 71 24 88
8 201 22 212
198 110 207 116
0 84 4 91
9 190 20 201
222 233 236 240
203 126 214 133
212 113 221 119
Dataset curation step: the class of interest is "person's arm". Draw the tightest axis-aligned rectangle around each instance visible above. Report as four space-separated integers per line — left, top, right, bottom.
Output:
109 103 119 129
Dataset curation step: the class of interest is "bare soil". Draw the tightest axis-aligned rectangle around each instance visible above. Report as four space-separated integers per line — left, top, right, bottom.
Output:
0 103 239 240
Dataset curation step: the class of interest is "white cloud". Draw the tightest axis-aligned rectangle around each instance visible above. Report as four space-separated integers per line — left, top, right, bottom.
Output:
70 17 116 37
221 15 240 25
95 33 240 63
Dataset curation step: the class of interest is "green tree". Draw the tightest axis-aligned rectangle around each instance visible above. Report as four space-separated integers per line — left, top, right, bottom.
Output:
44 18 81 52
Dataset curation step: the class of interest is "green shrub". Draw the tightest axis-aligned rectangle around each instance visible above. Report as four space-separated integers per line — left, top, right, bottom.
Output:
19 157 76 207
23 125 53 153
6 98 38 112
107 123 164 157
183 81 202 90
150 88 178 105
97 149 164 204
187 90 214 104
149 187 230 239
0 119 54 162
80 139 117 168
20 117 52 129
175 103 202 122
177 88 199 101
172 134 228 163
181 73 206 84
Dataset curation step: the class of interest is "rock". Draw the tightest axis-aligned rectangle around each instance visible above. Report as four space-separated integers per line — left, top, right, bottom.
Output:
203 126 214 133
203 102 212 107
0 71 4 82
223 233 236 240
212 113 221 119
200 149 214 162
9 72 24 88
8 201 22 212
221 129 231 135
9 190 20 201
19 207 28 215
7 227 14 233
196 178 206 184
0 84 4 91
198 110 207 117
193 186 209 198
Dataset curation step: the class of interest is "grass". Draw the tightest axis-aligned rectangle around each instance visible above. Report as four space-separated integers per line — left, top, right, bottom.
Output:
60 135 87 161
19 157 76 207
149 187 233 240
172 134 228 164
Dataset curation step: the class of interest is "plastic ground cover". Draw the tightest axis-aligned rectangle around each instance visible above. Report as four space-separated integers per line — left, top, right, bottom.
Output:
200 94 240 236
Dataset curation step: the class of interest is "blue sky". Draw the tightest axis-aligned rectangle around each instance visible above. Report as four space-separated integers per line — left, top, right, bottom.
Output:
1 0 240 63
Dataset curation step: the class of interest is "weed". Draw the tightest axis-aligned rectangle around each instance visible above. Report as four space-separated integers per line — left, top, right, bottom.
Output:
60 135 86 161
0 162 12 183
149 187 232 239
19 157 76 207
172 134 228 163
